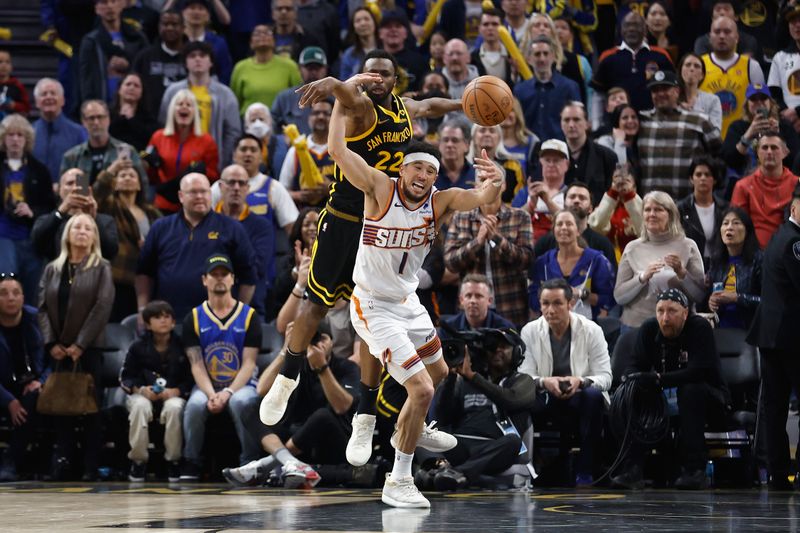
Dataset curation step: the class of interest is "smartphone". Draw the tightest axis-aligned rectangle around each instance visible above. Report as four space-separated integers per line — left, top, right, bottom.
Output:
118 144 131 160
559 380 571 393
756 108 769 119
75 170 90 195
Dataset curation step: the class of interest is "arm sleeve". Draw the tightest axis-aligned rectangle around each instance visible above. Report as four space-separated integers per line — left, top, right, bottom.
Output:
720 120 748 173
614 247 647 305
74 264 115 349
497 211 533 267
592 254 617 311
749 59 766 87
120 341 144 392
269 179 300 227
469 373 537 412
528 256 545 312
625 321 656 375
738 253 762 309
278 147 297 189
229 222 257 285
588 192 616 235
585 324 612 391
668 240 705 303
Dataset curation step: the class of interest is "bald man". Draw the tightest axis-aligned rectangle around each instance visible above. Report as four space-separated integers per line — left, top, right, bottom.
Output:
699 15 765 138
136 172 257 319
442 39 479 99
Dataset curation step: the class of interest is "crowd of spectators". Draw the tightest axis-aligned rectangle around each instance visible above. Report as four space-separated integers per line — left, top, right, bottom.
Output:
1 0 799 492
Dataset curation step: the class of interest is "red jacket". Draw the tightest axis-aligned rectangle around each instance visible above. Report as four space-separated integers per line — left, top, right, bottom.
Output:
0 77 31 116
146 129 219 213
731 167 800 248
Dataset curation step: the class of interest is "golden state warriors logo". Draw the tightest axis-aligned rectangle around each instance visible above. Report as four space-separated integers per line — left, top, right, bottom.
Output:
716 90 738 117
788 69 800 96
204 341 240 386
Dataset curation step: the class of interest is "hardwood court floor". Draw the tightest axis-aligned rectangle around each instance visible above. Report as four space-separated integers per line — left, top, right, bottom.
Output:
1 482 798 532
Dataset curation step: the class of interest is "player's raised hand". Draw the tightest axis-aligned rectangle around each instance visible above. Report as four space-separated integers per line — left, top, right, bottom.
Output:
473 149 503 189
296 76 340 108
345 72 384 91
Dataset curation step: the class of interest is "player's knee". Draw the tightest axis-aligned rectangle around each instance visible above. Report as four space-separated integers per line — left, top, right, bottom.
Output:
304 300 330 323
406 372 435 407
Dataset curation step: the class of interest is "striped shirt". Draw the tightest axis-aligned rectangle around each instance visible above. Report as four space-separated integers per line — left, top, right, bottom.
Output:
637 107 721 199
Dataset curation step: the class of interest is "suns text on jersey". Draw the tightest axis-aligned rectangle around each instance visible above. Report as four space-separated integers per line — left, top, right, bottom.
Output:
362 222 435 249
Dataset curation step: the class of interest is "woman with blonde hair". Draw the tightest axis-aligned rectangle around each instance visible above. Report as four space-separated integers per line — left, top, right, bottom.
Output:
613 191 705 329
0 113 56 302
523 12 591 105
500 98 538 177
93 162 160 320
145 89 219 213
38 213 114 480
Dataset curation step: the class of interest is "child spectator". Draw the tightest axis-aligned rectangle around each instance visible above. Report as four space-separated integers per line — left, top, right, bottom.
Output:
0 49 31 119
120 300 192 482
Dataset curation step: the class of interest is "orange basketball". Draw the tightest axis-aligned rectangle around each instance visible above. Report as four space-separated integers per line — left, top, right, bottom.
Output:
461 75 514 127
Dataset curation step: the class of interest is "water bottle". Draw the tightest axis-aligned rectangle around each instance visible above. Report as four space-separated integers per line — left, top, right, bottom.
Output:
712 282 724 293
152 377 167 394
705 460 714 487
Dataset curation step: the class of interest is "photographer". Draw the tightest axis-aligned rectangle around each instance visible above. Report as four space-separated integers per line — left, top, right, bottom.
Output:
611 289 728 490
428 329 536 490
519 278 612 486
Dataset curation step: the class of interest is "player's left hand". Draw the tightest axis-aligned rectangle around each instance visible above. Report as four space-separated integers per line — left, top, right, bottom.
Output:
474 149 502 189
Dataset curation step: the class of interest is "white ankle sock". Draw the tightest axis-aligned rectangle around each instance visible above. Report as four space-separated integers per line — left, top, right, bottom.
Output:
390 449 414 482
275 447 297 465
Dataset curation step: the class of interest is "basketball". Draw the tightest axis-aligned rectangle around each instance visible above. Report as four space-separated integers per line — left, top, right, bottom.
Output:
461 75 514 127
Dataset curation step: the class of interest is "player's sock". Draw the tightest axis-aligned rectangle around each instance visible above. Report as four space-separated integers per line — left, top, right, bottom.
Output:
254 455 278 471
356 382 379 416
281 348 306 380
389 449 414 482
274 447 299 466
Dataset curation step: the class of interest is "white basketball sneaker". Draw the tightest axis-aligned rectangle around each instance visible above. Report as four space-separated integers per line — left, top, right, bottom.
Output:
382 476 431 508
390 421 457 453
346 413 377 466
259 374 299 425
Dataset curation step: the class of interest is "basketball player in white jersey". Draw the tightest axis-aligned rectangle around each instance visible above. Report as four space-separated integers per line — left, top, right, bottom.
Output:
328 93 504 507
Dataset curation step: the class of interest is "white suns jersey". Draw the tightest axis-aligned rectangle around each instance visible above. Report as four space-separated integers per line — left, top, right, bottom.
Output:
352 179 437 300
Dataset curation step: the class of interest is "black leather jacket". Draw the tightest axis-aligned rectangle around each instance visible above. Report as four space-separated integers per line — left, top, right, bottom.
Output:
703 249 763 327
677 193 728 268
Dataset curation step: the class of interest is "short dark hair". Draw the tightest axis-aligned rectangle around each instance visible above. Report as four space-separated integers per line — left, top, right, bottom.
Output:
566 180 593 204
183 40 215 65
236 133 263 150
142 300 175 324
482 7 504 19
360 49 398 77
402 140 441 162
687 155 724 184
161 8 182 21
422 71 449 91
539 278 573 301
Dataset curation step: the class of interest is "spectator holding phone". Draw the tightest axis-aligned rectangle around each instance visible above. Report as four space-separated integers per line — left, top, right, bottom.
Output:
519 278 612 487
59 100 145 185
31 168 119 262
721 84 799 178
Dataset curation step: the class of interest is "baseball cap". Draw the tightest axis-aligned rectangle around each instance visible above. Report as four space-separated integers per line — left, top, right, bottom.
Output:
380 9 409 28
205 254 234 275
299 46 327 66
745 83 770 100
647 70 679 89
539 139 569 159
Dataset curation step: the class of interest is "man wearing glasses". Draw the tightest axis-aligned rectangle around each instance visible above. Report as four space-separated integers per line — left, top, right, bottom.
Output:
60 100 144 184
137 172 256 320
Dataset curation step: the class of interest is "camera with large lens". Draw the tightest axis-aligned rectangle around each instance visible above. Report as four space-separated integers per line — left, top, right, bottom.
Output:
441 327 519 376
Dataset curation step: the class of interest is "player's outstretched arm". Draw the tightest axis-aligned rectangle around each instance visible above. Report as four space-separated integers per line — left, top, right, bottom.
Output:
404 95 463 119
435 149 503 214
297 73 380 109
328 99 392 199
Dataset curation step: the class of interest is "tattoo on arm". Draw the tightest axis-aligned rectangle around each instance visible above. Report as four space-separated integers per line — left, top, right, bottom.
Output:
187 347 202 365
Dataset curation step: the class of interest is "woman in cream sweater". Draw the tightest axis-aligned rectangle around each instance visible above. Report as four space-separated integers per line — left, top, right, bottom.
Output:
614 191 705 328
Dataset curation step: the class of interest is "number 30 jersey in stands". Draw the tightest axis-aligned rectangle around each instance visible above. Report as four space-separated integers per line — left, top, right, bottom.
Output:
353 179 437 300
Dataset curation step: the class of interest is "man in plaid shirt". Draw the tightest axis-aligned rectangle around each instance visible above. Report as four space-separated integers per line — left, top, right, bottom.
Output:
637 71 722 199
444 169 534 327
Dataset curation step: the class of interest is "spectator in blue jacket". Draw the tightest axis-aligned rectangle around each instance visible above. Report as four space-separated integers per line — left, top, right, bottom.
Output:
529 210 616 320
136 172 256 321
0 274 48 481
440 274 515 336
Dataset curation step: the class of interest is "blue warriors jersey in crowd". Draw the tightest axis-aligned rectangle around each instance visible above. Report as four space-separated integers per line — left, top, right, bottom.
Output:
192 301 257 390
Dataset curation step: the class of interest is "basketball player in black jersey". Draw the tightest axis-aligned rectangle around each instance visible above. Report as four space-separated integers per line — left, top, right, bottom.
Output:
260 50 462 471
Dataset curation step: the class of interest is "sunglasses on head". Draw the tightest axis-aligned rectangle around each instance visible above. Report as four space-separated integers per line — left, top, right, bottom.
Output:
0 272 18 279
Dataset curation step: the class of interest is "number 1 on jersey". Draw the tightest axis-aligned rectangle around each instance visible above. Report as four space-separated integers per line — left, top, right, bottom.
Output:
398 252 409 274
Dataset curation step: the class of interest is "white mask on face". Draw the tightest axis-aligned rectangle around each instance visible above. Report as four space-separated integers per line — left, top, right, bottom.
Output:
246 119 271 139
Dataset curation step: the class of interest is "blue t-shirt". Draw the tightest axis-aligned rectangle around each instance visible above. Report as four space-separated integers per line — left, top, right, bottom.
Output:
0 167 29 241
